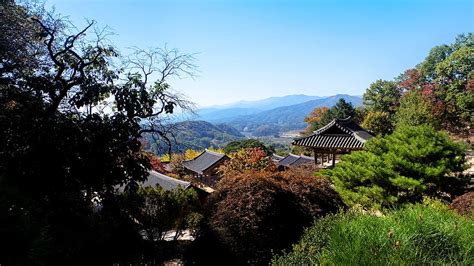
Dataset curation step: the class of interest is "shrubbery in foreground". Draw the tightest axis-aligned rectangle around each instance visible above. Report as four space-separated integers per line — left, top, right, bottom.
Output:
273 201 474 265
187 168 344 265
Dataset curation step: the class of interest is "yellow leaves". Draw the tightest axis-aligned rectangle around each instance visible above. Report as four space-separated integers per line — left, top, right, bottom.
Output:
185 149 201 160
207 147 225 154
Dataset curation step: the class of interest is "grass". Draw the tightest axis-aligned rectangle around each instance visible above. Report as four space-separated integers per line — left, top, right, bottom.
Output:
272 201 474 265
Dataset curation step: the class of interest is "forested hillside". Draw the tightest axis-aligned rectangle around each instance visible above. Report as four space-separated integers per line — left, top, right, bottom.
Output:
143 121 244 154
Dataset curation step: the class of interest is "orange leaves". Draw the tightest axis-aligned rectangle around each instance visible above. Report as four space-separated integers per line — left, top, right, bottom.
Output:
304 107 329 124
218 147 276 177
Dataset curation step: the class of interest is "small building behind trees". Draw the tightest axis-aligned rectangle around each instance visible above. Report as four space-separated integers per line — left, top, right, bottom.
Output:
292 117 373 167
182 149 229 186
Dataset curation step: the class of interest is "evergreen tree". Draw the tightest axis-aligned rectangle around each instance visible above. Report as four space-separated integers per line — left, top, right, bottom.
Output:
303 99 356 135
323 125 468 209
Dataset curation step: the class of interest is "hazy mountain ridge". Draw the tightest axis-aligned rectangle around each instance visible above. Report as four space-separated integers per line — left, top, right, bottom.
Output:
197 94 325 122
208 94 324 110
197 94 363 135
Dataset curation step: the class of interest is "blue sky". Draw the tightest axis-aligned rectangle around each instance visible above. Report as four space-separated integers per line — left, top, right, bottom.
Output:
45 0 473 107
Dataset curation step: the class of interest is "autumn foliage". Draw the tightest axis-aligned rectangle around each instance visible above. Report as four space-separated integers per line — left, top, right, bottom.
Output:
449 192 473 218
218 147 276 176
143 151 166 173
192 168 344 265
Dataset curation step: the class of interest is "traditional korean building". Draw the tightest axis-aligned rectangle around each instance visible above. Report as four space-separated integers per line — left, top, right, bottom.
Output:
143 170 192 191
292 117 373 167
276 153 315 169
182 149 229 186
271 154 285 163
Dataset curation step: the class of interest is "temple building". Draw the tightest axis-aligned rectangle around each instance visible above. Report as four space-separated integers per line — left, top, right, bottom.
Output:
274 153 315 170
143 170 192 191
292 117 373 167
182 149 229 186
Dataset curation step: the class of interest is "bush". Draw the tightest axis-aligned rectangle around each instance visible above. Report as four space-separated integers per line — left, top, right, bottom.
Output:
450 192 473 218
187 168 344 265
323 125 468 209
273 202 474 265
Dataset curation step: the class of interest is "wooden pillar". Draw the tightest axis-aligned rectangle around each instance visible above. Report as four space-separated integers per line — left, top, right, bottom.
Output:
332 152 336 167
313 149 318 166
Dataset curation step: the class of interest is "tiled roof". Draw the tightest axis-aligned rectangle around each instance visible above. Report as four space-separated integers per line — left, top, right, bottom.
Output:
291 155 315 166
144 170 191 191
117 170 190 192
293 117 373 149
278 154 314 167
271 154 285 162
182 149 228 175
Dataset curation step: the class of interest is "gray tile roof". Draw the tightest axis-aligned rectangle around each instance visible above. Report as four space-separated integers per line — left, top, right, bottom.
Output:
278 154 300 166
271 154 285 162
278 154 315 167
293 117 373 149
291 155 315 166
143 170 191 191
117 170 191 192
182 149 229 175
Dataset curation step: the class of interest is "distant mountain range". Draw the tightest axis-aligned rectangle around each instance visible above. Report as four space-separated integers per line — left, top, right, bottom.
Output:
144 94 363 154
196 94 362 136
204 94 323 110
197 94 324 121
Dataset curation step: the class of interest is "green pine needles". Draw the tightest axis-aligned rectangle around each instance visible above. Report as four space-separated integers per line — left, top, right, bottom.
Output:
322 125 468 209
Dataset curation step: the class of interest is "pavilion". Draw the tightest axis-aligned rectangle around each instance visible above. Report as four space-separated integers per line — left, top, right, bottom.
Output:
292 117 373 167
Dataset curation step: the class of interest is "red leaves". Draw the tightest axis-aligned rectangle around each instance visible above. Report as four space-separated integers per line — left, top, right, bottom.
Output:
219 147 276 176
399 69 422 91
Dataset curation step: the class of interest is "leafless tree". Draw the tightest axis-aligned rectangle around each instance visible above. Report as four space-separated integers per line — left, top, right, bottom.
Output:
20 6 198 155
125 47 198 156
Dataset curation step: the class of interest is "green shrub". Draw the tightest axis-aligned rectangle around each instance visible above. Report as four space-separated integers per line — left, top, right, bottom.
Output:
323 125 468 209
273 202 474 265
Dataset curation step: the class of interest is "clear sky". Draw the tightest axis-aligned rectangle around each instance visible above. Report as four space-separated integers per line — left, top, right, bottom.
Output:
45 0 473 107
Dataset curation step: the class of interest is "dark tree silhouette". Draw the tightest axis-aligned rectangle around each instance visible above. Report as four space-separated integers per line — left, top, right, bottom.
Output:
0 2 196 264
